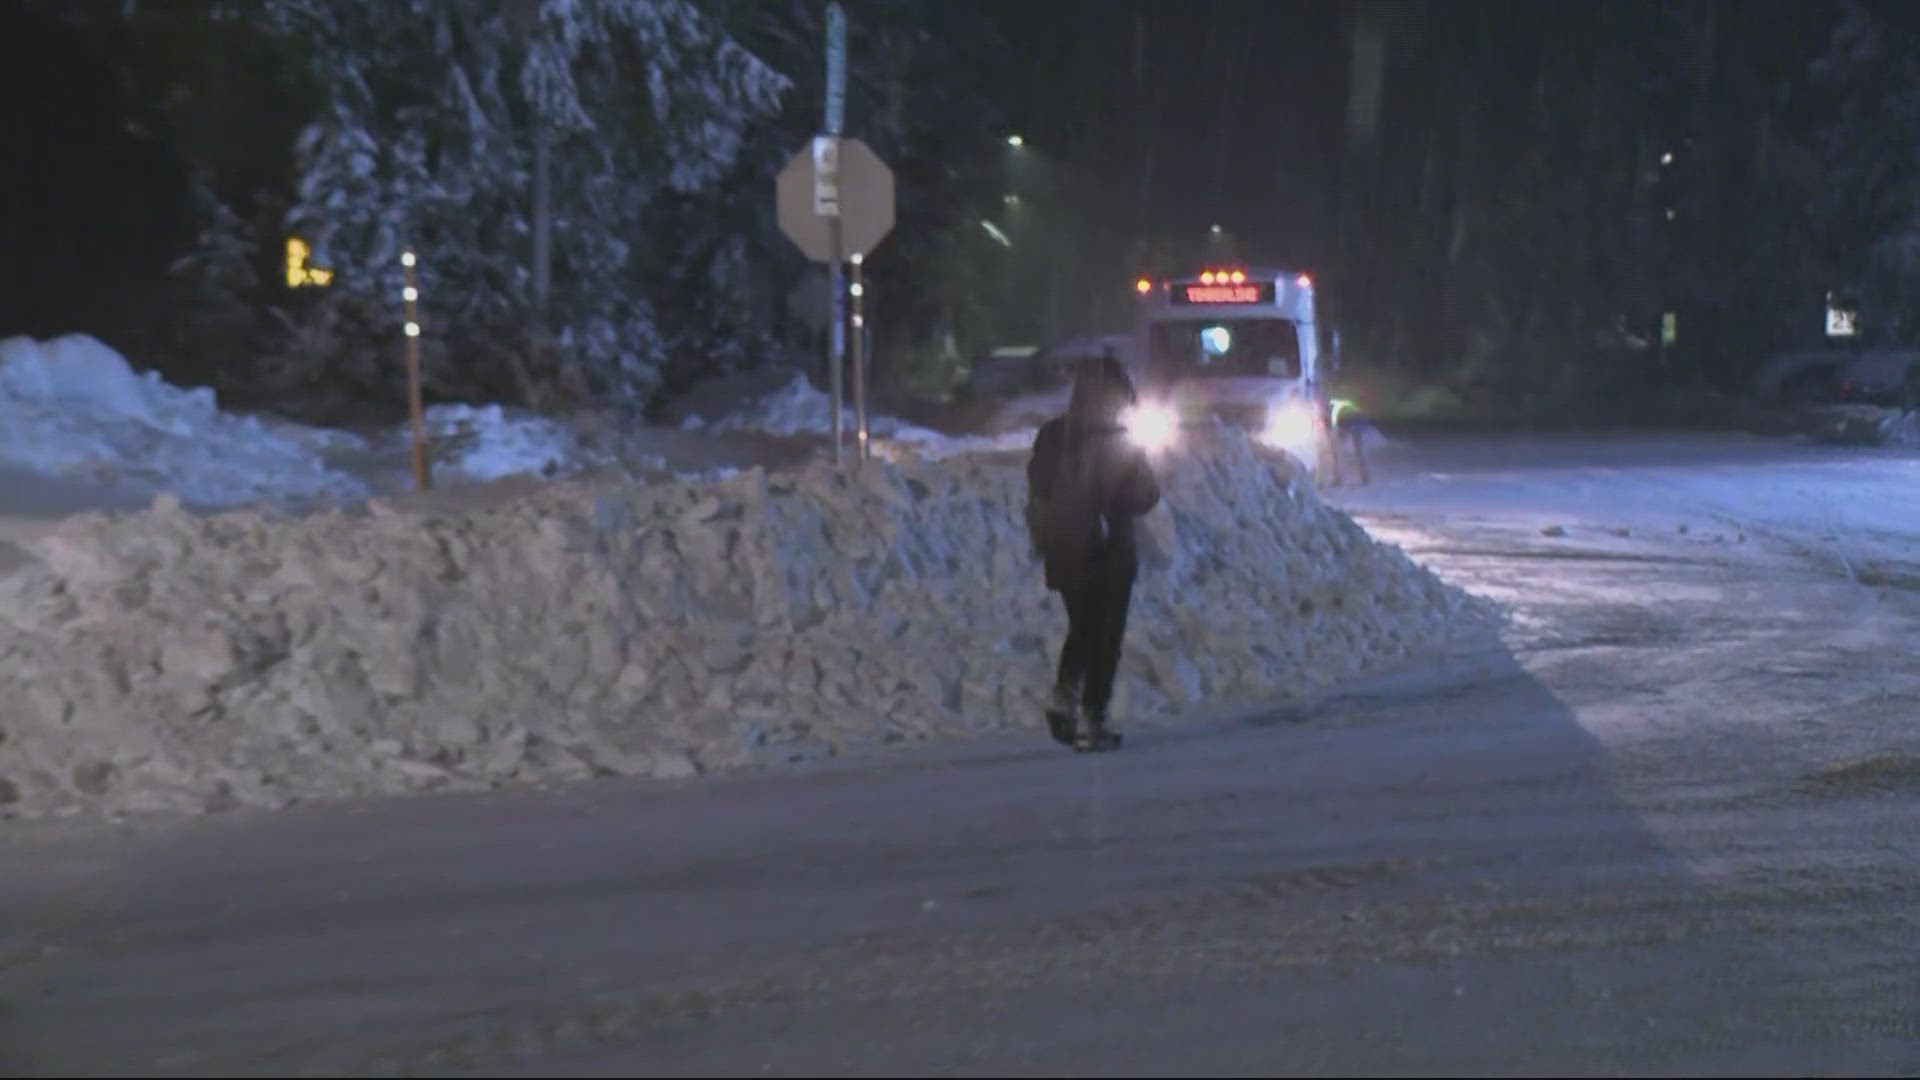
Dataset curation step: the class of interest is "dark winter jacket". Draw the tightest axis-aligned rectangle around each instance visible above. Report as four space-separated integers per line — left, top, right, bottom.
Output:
1026 352 1162 593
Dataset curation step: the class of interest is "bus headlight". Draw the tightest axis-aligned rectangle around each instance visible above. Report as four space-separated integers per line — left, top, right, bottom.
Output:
1121 401 1179 453
1259 398 1318 453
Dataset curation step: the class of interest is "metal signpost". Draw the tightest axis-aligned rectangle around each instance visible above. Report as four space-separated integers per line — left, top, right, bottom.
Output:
824 2 847 461
774 3 895 465
850 252 867 457
819 136 845 459
825 3 846 136
400 250 431 491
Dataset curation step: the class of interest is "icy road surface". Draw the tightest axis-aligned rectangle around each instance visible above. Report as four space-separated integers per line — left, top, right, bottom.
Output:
2 434 1917 1077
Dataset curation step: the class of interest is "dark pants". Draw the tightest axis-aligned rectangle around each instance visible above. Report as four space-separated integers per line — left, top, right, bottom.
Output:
1055 560 1136 722
1325 419 1371 486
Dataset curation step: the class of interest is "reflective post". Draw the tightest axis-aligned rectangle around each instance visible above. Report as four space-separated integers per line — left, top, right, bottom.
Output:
851 252 868 463
401 250 431 491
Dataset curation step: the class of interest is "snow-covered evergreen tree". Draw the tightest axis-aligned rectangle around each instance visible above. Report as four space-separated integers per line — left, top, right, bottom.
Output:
1813 1 1920 342
664 0 1010 400
1644 2 1833 375
254 0 787 407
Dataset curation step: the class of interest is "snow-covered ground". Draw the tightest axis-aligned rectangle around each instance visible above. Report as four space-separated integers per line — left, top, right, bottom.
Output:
0 427 1483 819
678 372 943 442
0 335 368 507
0 337 1045 516
1338 434 1920 590
3 433 1915 1076
0 336 635 511
410 402 608 482
680 371 1037 459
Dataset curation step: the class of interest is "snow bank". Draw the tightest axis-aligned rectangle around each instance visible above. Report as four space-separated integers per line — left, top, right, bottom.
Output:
0 428 1490 819
685 372 1042 461
417 403 606 482
683 372 955 443
0 334 619 507
0 335 367 507
881 427 1040 462
1879 409 1919 448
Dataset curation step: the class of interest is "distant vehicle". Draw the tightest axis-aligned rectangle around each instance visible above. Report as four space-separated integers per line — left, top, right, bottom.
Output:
1120 267 1333 456
1836 352 1919 412
961 335 1130 431
1760 349 1919 412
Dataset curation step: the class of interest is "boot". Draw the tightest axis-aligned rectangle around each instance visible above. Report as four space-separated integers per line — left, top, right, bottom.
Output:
1044 683 1080 747
1076 706 1123 752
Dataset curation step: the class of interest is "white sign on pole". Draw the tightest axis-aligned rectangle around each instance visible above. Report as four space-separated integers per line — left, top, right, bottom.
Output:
812 136 841 218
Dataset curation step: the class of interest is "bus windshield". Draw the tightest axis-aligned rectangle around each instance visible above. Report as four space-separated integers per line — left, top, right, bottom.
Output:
1145 318 1302 385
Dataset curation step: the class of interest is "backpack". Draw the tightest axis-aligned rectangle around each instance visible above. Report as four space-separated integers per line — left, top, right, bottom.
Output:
1026 421 1109 590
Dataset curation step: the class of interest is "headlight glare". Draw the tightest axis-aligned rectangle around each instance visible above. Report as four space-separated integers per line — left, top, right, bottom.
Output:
1121 401 1179 453
1260 399 1319 452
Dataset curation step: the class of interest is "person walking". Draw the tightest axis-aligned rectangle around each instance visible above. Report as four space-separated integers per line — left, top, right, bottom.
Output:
1024 350 1162 751
1321 395 1375 486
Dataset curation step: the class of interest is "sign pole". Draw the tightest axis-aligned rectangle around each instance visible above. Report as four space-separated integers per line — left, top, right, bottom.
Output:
851 252 868 462
826 3 846 135
773 5 892 473
401 250 431 491
775 141 893 366
815 135 844 466
829 218 845 464
825 2 848 466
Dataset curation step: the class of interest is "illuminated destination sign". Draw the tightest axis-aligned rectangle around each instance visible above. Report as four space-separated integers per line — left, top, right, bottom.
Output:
1174 280 1274 305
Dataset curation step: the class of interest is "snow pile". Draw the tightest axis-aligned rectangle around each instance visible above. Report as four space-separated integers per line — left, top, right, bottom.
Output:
881 427 1040 461
1796 403 1920 446
0 427 1490 819
684 371 1040 461
0 335 367 507
415 403 605 482
682 372 951 444
1878 409 1919 448
0 334 621 503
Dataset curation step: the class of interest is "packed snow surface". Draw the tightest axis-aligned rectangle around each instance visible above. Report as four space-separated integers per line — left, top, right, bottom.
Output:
0 427 1488 819
0 336 624 505
416 403 603 482
0 335 368 506
682 371 1044 460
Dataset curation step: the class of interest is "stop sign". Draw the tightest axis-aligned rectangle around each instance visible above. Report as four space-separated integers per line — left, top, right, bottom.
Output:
776 136 895 262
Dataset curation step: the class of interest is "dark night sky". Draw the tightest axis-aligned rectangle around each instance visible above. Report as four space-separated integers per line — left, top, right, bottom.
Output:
994 0 1349 240
0 4 191 337
0 0 1360 335
0 0 1878 348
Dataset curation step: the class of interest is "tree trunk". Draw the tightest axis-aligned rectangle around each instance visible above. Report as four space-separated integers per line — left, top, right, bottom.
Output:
1133 1 1156 220
532 130 552 324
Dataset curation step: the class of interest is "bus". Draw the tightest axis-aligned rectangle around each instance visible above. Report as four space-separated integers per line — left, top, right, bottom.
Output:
1121 266 1332 457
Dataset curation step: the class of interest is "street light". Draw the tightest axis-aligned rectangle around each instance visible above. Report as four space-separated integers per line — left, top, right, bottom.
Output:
1006 134 1024 148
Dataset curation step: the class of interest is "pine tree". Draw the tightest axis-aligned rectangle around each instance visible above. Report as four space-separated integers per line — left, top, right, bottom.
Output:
254 0 787 409
1647 1 1834 381
653 0 1010 403
1813 0 1920 343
